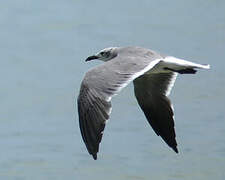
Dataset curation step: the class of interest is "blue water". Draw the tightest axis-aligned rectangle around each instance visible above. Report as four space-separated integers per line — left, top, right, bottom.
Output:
0 0 225 179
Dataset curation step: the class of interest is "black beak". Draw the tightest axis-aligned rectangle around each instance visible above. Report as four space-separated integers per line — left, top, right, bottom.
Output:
85 55 98 62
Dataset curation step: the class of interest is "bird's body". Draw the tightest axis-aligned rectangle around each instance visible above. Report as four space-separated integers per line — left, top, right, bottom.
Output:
78 46 210 160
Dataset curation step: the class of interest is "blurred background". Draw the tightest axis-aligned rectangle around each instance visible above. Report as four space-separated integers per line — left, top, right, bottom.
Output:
0 0 224 179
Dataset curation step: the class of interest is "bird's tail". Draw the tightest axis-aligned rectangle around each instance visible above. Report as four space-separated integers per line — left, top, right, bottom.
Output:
162 56 210 74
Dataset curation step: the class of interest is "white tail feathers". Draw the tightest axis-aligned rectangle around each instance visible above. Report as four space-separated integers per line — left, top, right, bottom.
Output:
200 64 210 69
163 56 210 70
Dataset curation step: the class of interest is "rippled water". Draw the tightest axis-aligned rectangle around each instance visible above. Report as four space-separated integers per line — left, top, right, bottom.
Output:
0 0 225 179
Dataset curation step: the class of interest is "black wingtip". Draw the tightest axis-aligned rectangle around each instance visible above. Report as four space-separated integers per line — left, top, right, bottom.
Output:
164 67 197 74
173 147 179 153
177 68 197 74
92 154 97 160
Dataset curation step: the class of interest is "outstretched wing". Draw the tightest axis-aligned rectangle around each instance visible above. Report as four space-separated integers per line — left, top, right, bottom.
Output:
78 83 111 160
133 72 179 153
78 52 162 159
133 55 210 152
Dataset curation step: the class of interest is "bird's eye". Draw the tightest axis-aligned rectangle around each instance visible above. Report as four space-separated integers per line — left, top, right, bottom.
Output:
100 52 105 56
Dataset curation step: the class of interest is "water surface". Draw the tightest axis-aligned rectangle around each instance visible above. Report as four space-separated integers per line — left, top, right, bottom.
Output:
0 0 224 179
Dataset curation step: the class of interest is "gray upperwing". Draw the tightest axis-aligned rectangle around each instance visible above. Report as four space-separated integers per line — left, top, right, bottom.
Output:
78 82 111 160
83 53 161 99
78 53 162 159
133 72 178 153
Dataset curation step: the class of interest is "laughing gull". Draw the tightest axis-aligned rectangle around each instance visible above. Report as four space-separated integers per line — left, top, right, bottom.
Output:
77 46 210 160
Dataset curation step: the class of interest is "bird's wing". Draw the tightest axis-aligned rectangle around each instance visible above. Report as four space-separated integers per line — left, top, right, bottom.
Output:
78 55 162 160
78 83 111 160
133 72 179 153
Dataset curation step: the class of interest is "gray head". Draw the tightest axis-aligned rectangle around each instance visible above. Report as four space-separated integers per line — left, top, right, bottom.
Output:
85 47 118 62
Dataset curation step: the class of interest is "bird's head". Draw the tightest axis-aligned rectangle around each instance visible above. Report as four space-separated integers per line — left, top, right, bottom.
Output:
85 47 118 62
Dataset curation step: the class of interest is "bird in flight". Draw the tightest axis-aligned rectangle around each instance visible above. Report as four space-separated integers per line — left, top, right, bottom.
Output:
77 46 210 160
